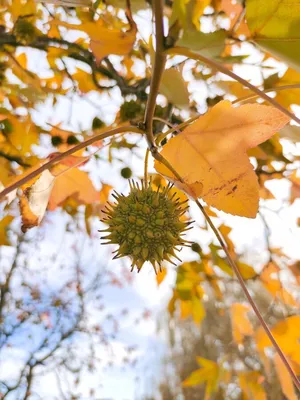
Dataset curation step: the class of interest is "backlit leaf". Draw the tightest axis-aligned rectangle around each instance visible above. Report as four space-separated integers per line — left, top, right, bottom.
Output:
160 68 190 109
177 30 226 58
246 0 300 70
156 267 167 286
154 101 289 218
0 215 13 245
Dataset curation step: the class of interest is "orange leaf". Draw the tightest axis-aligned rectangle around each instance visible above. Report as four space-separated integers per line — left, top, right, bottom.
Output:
156 267 167 286
238 371 266 400
231 303 254 344
260 262 297 306
273 353 298 400
50 15 136 63
0 215 13 245
48 165 99 210
154 101 289 218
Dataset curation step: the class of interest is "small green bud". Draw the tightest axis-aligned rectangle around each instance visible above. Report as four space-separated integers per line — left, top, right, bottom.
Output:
121 167 132 179
67 135 79 145
51 135 63 147
191 243 201 253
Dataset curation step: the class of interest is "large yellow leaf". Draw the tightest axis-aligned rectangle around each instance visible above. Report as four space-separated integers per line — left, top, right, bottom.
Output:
154 101 289 218
246 0 300 71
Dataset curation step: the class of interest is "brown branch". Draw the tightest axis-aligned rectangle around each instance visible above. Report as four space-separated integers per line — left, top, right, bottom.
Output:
143 0 166 149
232 84 300 105
168 47 300 125
0 32 148 97
0 125 143 201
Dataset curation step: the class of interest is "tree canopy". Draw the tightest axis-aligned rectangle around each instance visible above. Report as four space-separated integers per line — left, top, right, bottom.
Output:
0 0 300 398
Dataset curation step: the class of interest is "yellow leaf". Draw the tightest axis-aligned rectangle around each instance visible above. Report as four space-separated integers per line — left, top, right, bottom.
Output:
237 262 257 280
289 171 300 204
180 300 192 319
156 267 167 286
191 295 205 324
260 262 297 306
239 371 266 400
154 101 289 218
255 316 300 365
273 353 298 400
183 357 219 399
231 303 254 344
72 68 99 93
48 163 99 210
160 68 190 109
246 0 300 71
50 16 136 62
0 215 13 245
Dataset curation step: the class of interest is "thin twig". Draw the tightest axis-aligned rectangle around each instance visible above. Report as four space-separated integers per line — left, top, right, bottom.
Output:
143 0 166 148
232 84 300 105
0 125 143 201
144 149 150 186
167 47 300 125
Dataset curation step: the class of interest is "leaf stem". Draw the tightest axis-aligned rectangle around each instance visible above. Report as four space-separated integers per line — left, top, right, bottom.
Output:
232 84 300 105
153 151 300 390
0 125 143 201
144 149 150 186
143 0 166 149
167 47 300 125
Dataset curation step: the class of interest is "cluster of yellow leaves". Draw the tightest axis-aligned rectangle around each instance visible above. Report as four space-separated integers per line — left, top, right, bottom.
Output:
183 316 300 399
50 15 136 63
256 316 300 400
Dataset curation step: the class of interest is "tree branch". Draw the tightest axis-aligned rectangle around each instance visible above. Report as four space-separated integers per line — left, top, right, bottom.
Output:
143 0 166 149
0 125 143 201
168 47 300 125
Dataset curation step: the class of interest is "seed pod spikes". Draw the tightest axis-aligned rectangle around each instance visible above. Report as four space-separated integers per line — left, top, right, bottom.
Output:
99 180 193 273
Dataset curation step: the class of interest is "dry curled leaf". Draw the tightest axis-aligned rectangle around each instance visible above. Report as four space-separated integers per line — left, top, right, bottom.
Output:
154 101 289 218
20 170 55 232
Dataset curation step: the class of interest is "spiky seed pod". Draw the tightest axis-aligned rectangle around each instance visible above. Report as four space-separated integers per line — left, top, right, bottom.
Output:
99 180 192 273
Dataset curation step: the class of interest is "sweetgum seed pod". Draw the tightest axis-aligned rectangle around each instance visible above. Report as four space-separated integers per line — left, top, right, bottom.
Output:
100 180 191 272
